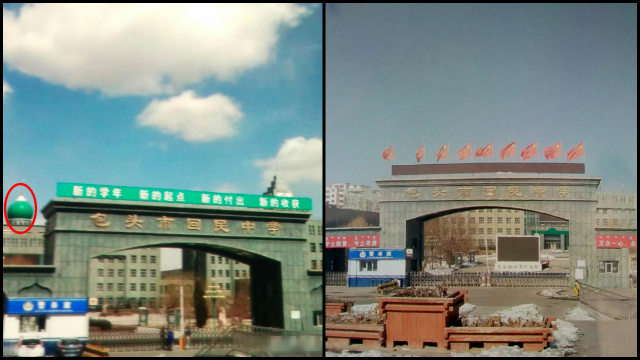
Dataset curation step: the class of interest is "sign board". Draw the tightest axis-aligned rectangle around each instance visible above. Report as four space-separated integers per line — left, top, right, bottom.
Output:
575 268 584 280
495 235 541 272
56 182 312 211
595 234 637 249
6 298 88 315
325 234 380 248
349 249 405 260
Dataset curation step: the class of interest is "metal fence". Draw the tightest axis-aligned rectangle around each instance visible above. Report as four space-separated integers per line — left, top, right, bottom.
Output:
88 328 232 352
326 272 347 286
409 271 570 288
579 282 637 320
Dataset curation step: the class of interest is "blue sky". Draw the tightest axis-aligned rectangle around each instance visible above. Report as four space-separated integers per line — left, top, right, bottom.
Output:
326 4 637 192
4 4 323 225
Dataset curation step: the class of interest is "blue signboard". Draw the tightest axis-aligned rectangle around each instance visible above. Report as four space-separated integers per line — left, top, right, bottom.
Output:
6 298 88 315
349 249 405 260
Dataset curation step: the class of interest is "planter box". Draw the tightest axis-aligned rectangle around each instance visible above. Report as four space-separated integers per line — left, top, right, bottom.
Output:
325 323 385 348
377 290 467 349
325 302 347 315
445 317 556 352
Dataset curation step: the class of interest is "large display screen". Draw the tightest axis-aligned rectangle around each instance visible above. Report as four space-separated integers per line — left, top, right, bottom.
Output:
497 236 539 262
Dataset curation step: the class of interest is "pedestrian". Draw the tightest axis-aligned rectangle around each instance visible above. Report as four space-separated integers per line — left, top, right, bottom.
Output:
160 327 167 350
167 328 174 351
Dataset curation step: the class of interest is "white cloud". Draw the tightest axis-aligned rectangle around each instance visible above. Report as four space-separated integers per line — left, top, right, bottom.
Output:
3 80 12 100
254 137 322 186
137 90 243 142
3 4 311 96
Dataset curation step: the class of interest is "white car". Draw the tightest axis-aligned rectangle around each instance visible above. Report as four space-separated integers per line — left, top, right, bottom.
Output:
16 337 45 357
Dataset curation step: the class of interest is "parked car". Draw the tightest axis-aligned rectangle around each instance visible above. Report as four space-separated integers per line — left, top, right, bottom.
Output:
58 338 84 357
16 337 45 357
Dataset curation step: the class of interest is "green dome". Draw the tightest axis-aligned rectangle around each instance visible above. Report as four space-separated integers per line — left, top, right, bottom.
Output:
7 195 33 219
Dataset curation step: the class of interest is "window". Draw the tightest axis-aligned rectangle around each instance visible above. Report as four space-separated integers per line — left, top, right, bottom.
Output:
98 269 104 277
242 270 247 277
313 310 323 326
309 225 315 235
359 260 378 272
225 283 230 290
479 228 484 235
97 283 104 291
498 228 503 234
310 243 316 252
108 269 114 277
141 256 147 263
479 217 484 224
487 217 493 224
225 270 230 277
210 256 215 264
131 255 137 263
118 269 125 277
131 269 136 277
150 284 156 291
140 269 146 277
515 218 521 224
317 225 322 235
130 283 136 291
118 283 124 291
311 260 317 269
235 270 239 277
218 270 223 277
506 218 511 224
218 256 223 264
506 228 511 235
140 283 146 292
515 228 521 235
20 315 46 333
487 228 493 234
150 269 156 277
98 258 104 263
108 258 114 263
497 209 502 213
599 261 619 273
107 283 113 291
225 258 229 264
211 270 215 278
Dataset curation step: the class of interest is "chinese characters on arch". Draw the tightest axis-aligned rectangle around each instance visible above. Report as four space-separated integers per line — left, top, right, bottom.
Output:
89 213 283 236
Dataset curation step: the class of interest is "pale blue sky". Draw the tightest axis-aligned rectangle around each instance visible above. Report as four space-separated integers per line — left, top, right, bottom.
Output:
326 4 637 192
4 4 323 225
4 4 322 271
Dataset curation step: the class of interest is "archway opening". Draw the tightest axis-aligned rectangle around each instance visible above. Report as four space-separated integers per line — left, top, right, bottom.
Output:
407 206 569 273
90 242 283 329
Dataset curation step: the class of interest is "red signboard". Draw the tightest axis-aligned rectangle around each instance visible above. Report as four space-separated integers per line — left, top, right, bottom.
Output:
325 234 380 248
595 235 637 248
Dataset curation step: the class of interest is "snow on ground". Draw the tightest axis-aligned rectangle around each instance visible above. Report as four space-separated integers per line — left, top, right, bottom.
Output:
326 349 415 357
351 303 378 314
538 288 558 297
550 319 581 355
539 254 555 260
564 305 595 321
459 303 477 317
463 303 544 326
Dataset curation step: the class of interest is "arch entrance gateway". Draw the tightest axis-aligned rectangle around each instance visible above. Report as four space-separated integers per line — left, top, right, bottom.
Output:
3 183 320 332
376 163 628 288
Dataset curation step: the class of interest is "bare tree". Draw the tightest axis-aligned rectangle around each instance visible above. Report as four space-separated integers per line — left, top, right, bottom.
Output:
424 213 476 268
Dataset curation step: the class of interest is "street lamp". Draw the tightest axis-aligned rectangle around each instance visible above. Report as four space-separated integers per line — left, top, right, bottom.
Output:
203 282 225 330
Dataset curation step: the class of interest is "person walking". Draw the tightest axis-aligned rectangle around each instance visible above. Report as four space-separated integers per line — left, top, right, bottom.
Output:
167 328 174 351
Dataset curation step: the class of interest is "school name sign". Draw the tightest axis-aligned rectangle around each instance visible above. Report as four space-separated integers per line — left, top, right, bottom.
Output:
56 183 312 211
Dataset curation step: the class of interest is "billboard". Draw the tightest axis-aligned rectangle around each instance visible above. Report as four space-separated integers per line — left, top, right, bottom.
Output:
325 234 380 248
495 235 541 272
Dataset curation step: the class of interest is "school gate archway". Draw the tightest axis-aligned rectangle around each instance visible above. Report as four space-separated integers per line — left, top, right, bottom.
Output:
3 197 318 332
376 166 627 288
